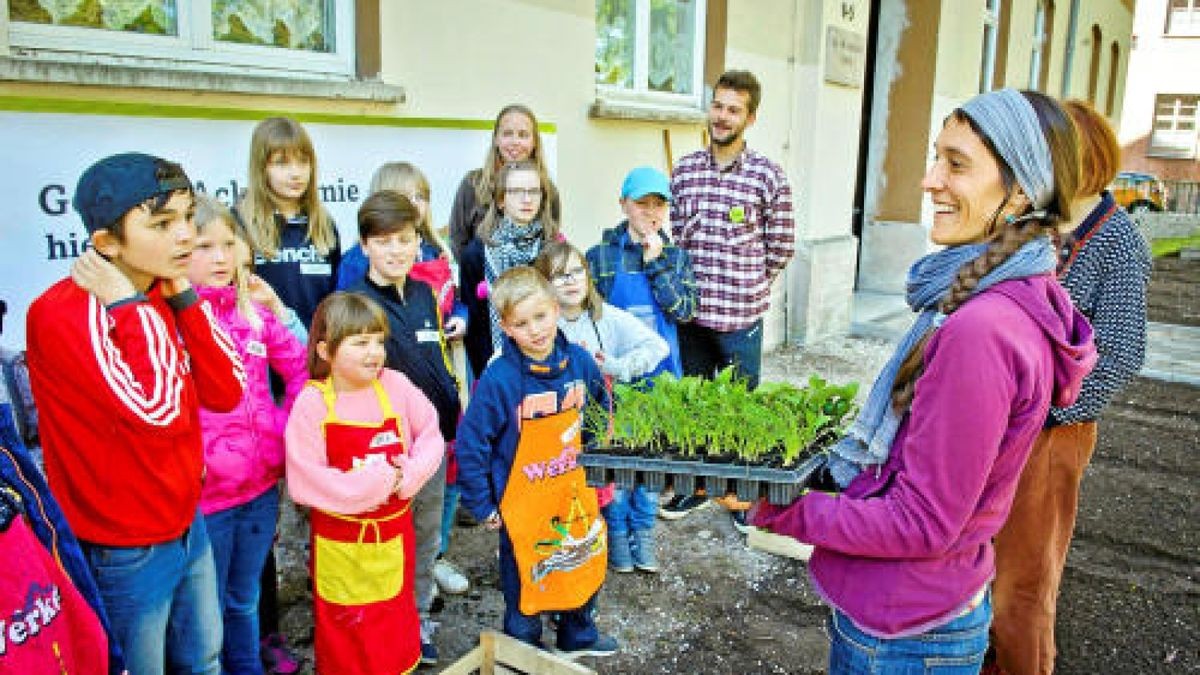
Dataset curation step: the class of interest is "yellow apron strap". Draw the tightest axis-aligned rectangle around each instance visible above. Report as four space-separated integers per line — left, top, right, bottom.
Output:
319 503 412 543
372 379 396 419
308 378 340 426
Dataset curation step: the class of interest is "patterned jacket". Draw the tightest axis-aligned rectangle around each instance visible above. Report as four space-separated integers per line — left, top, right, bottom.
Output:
1049 192 1151 425
669 145 795 331
585 220 698 324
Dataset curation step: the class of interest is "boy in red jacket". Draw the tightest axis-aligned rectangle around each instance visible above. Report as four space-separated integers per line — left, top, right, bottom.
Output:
27 152 246 675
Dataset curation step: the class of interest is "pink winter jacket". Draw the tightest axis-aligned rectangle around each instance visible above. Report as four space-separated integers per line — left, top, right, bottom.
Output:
197 286 308 514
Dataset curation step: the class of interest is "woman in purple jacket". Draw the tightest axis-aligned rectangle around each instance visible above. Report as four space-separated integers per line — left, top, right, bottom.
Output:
751 89 1098 673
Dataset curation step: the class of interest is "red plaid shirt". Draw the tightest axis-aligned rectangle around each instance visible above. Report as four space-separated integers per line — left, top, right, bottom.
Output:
669 145 795 331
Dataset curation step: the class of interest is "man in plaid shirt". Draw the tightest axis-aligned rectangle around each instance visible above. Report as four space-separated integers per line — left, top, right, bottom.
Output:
670 69 795 390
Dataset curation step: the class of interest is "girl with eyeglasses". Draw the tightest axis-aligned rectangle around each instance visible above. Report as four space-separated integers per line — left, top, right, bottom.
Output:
460 160 561 377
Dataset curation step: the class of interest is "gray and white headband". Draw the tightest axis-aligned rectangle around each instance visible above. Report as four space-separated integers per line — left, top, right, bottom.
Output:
960 88 1055 210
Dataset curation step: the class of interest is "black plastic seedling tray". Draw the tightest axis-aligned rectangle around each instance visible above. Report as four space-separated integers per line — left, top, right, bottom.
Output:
580 450 827 505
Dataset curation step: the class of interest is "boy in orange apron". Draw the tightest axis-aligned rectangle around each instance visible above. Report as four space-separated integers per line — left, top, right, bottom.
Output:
456 267 619 658
285 293 445 674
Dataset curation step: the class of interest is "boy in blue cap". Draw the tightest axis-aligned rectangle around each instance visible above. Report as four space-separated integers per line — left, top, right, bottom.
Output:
585 167 703 536
27 152 245 674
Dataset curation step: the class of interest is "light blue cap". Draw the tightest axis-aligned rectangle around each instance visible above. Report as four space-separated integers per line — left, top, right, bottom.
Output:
620 166 672 201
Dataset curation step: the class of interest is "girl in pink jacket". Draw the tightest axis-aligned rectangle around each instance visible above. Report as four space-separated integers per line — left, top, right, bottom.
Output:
188 194 309 674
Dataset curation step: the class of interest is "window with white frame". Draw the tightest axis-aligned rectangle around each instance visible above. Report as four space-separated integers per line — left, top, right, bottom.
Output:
979 0 1001 93
1150 94 1199 159
1028 0 1047 90
7 0 356 79
595 0 707 108
1166 0 1200 36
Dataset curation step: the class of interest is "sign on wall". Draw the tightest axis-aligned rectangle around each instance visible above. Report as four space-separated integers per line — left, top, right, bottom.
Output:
0 104 556 346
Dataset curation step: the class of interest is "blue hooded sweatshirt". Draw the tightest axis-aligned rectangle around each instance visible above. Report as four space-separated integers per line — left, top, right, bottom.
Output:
455 331 609 522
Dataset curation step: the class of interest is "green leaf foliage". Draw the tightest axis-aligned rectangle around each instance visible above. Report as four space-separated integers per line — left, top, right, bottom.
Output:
584 368 859 468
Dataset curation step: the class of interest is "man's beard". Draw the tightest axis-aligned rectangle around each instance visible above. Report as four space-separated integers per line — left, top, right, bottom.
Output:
709 122 742 147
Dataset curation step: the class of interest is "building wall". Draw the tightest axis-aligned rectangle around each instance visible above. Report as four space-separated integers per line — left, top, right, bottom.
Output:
1117 0 1200 182
1 0 869 351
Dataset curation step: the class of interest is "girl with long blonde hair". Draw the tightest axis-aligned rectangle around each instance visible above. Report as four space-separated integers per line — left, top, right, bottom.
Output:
236 116 341 328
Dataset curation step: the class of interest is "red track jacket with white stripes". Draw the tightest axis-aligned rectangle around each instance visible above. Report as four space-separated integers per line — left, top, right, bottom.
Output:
27 280 245 547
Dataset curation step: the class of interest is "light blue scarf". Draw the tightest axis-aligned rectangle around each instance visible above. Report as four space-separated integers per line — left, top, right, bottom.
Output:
826 236 1057 487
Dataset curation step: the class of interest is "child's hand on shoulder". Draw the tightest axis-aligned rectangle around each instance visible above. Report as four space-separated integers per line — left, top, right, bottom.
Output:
71 249 138 305
246 273 287 318
159 276 192 298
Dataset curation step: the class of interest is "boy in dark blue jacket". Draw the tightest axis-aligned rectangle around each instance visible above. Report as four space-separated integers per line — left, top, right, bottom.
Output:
347 190 461 666
455 266 618 659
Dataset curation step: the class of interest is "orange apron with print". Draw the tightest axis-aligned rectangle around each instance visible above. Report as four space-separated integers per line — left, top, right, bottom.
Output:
308 379 420 675
499 407 607 615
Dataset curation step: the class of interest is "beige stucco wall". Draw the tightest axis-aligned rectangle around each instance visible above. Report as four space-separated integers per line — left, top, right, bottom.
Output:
858 0 1133 296
3 0 869 348
380 0 700 244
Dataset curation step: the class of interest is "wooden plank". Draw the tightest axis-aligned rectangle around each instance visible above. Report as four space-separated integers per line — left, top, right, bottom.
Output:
489 631 596 675
439 646 484 675
481 630 498 673
443 631 597 675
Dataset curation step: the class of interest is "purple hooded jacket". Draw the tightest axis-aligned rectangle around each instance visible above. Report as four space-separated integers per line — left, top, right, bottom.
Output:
752 276 1096 638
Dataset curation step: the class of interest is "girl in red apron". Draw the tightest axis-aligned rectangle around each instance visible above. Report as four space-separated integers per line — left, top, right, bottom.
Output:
284 293 445 675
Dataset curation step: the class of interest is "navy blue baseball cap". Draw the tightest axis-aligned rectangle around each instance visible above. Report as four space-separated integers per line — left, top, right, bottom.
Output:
73 152 192 233
620 166 672 202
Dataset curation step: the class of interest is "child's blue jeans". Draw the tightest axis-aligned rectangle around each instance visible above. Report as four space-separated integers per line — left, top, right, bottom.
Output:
826 591 991 674
600 485 658 535
497 528 599 650
205 486 279 675
81 509 223 674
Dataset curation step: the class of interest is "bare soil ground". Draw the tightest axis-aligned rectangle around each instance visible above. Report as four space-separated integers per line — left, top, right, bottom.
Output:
1147 255 1199 327
276 257 1199 674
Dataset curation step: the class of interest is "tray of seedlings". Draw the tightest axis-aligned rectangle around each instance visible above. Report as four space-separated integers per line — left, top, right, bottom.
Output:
581 369 858 505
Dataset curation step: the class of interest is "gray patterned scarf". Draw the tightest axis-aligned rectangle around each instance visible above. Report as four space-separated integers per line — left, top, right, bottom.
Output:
484 217 545 353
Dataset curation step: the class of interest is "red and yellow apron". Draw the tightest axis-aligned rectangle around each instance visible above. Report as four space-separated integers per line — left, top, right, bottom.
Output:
308 379 419 675
499 407 607 615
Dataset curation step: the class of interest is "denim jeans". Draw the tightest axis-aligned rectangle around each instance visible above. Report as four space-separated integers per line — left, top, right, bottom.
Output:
678 319 763 389
600 486 659 535
827 592 991 674
440 480 460 557
497 530 599 649
205 487 279 675
82 510 222 675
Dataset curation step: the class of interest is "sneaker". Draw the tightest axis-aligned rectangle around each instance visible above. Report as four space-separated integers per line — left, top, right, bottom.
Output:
260 633 301 675
554 633 619 660
419 639 439 666
419 617 439 666
433 559 470 594
607 530 634 573
658 493 707 521
631 529 659 573
730 510 753 535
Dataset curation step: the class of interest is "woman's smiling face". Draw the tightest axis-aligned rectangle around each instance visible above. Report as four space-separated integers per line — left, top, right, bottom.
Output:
921 116 1024 246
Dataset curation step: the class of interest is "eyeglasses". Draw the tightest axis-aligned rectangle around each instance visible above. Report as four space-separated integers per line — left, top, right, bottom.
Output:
551 268 587 286
505 187 543 199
